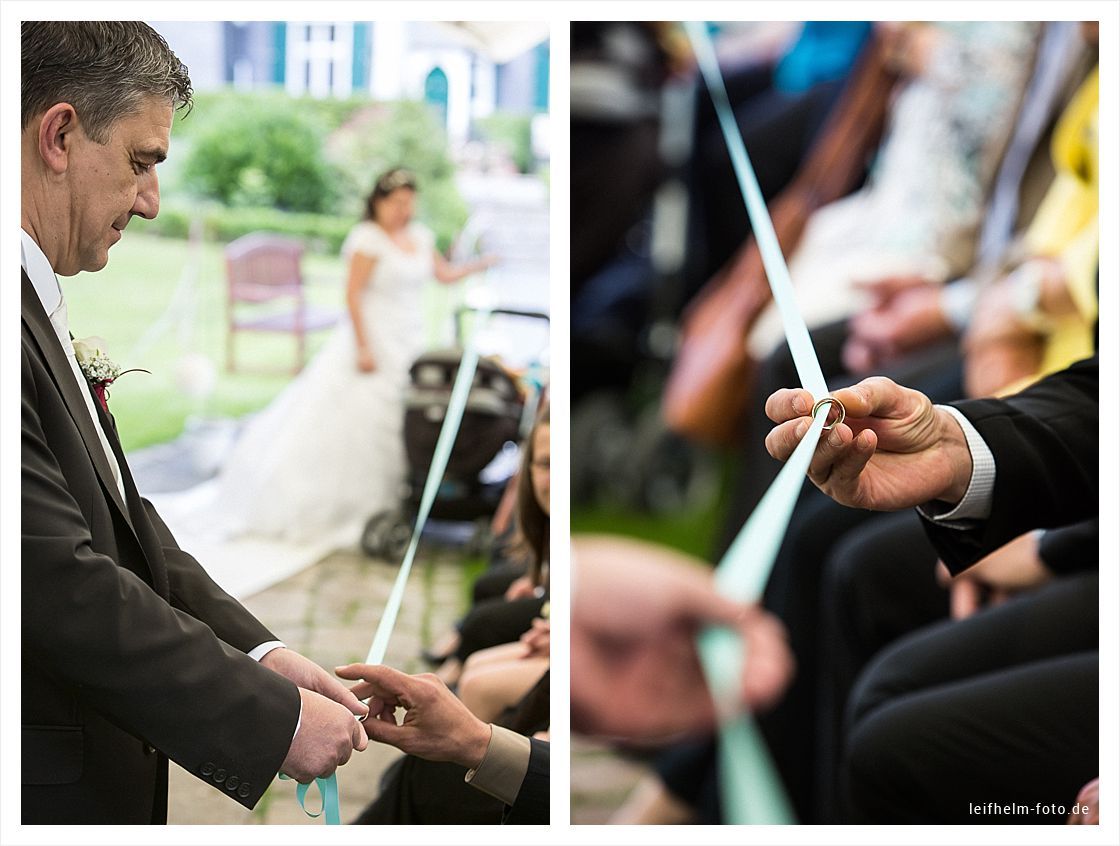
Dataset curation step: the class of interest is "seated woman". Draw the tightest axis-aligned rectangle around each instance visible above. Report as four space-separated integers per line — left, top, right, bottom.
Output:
458 614 550 723
351 405 551 825
426 404 550 686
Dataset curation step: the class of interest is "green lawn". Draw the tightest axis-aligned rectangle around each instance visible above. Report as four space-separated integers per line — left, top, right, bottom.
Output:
571 501 724 562
66 231 465 452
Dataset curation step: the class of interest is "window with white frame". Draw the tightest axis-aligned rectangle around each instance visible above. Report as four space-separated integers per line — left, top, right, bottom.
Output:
284 21 354 98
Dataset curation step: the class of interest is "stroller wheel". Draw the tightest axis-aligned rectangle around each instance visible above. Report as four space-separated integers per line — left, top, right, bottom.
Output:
361 510 413 561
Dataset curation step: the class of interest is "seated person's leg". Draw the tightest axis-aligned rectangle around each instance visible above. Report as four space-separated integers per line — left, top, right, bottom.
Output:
845 651 1097 823
843 574 1098 822
815 510 948 821
459 655 550 723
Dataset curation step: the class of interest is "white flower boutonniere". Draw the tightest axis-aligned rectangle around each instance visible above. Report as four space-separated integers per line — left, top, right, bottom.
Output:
73 336 145 410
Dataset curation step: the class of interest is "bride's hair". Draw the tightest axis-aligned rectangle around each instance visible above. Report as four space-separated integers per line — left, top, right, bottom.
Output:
363 167 418 222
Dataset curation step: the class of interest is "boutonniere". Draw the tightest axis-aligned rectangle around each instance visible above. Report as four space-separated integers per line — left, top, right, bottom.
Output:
73 336 147 411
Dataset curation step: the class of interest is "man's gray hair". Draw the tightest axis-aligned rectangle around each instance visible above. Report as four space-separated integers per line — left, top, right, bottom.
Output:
22 21 193 143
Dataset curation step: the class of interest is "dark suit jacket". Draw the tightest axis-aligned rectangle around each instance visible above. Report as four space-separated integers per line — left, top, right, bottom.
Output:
1038 518 1098 574
923 356 1097 575
21 272 301 823
503 739 548 824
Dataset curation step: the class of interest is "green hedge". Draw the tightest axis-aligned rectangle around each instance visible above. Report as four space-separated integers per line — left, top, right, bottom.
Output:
167 90 468 253
476 112 535 173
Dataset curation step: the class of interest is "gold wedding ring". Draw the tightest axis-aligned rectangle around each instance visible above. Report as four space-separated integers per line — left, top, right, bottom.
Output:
811 396 846 431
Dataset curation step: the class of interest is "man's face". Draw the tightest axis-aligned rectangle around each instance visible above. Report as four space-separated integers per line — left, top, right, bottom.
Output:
63 96 171 274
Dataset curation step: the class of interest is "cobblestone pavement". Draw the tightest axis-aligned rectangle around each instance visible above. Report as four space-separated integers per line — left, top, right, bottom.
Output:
167 545 466 824
569 737 652 825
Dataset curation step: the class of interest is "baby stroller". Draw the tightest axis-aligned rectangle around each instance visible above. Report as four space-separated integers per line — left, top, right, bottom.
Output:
360 307 548 561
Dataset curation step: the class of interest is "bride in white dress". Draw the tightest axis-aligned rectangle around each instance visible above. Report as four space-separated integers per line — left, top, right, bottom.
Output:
200 168 494 549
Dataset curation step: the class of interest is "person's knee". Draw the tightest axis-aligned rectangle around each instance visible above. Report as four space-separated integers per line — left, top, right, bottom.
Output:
843 702 918 822
845 640 913 731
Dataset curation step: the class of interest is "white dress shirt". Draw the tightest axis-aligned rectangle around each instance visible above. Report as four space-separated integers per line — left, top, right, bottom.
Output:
918 405 997 526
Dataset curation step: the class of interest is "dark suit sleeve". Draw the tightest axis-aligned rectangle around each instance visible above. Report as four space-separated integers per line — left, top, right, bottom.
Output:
22 347 300 809
1038 518 1098 575
923 357 1098 573
141 499 280 654
502 739 549 824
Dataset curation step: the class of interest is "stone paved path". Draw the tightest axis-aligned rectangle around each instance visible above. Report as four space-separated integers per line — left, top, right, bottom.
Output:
570 737 653 825
167 545 466 824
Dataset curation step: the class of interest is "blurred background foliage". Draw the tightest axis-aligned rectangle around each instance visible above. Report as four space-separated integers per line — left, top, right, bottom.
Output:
159 90 474 254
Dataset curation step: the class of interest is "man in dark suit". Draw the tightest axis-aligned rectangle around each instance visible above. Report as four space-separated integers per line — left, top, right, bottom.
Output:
21 22 369 823
764 356 1098 821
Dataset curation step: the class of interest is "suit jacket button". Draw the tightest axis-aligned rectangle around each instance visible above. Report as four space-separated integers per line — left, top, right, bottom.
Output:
201 762 215 776
226 776 240 791
214 768 227 783
143 743 156 755
238 783 251 799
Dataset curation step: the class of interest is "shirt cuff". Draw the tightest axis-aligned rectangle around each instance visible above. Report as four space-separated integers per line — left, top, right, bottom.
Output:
464 725 531 806
916 405 996 526
938 277 978 333
247 641 286 662
249 642 301 740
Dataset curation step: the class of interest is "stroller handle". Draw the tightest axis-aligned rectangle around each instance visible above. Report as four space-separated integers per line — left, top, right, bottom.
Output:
454 306 550 344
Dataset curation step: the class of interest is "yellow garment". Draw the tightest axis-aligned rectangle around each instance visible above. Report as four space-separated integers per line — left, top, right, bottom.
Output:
1001 66 1097 395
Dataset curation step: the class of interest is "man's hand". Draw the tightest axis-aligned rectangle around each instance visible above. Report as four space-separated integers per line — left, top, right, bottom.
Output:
764 377 973 511
260 647 369 720
280 689 368 783
334 664 492 769
570 536 794 741
936 531 1051 619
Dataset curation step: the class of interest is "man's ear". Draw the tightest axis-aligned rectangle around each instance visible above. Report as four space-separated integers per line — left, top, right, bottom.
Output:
37 103 79 175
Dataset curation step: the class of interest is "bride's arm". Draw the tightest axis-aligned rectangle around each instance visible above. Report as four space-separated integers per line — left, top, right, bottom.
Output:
432 250 498 284
346 251 378 370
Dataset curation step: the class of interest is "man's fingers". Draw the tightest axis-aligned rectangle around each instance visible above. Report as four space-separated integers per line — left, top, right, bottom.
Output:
351 719 368 752
950 579 981 620
363 713 410 750
765 417 811 462
317 674 370 718
814 427 876 495
765 387 814 424
335 663 416 704
831 376 911 421
934 560 953 587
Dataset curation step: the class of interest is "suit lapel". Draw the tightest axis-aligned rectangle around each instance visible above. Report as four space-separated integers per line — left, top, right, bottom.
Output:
22 270 136 531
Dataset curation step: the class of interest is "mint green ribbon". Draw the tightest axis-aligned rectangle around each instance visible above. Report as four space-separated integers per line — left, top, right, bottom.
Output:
364 303 494 667
279 772 341 824
284 303 494 824
685 21 836 824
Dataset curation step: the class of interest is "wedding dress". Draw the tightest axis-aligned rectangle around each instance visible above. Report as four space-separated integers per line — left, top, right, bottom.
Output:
166 220 435 554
